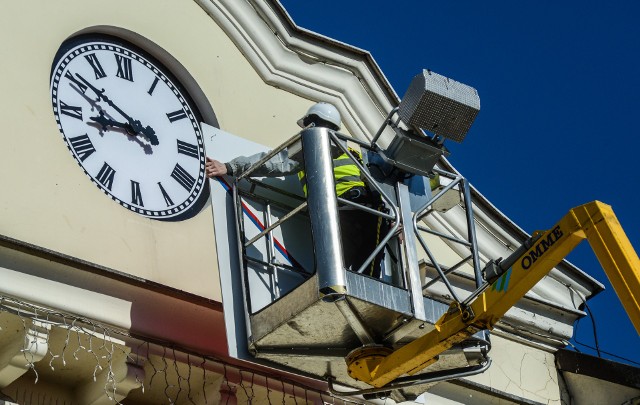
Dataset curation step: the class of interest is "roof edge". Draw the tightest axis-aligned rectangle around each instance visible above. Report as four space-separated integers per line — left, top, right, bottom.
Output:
556 348 640 388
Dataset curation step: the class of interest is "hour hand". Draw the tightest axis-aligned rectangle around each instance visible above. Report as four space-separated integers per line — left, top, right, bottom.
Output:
90 114 159 146
130 120 159 146
90 113 130 132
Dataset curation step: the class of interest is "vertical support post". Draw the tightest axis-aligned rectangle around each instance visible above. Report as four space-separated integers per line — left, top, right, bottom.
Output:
264 203 279 300
461 179 491 345
398 183 426 320
462 179 483 288
301 127 347 300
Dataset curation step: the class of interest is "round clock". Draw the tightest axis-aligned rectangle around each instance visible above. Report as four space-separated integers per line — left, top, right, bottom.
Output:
50 34 207 220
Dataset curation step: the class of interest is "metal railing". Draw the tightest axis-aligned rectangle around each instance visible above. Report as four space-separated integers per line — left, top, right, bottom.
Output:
231 128 401 313
413 167 484 302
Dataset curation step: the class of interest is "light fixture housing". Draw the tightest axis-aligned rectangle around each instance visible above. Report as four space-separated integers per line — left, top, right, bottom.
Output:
399 70 480 143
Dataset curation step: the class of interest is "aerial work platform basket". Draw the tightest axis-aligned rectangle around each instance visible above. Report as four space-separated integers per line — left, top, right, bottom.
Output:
229 125 490 400
208 69 640 402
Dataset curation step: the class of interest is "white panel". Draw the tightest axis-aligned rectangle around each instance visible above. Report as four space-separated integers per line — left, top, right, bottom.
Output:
204 123 313 358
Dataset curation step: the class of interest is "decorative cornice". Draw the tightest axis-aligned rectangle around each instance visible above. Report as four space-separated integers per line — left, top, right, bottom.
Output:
194 0 399 146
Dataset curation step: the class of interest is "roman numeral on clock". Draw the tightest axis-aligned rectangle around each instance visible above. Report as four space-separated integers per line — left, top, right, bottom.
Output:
96 162 116 191
59 101 83 120
176 140 199 159
84 53 106 79
148 76 159 95
64 71 88 93
68 134 95 162
157 182 174 206
166 109 187 123
170 163 195 191
130 180 144 207
115 54 134 81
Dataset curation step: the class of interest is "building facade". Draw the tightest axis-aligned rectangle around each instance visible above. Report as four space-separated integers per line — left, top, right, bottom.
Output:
0 1 610 404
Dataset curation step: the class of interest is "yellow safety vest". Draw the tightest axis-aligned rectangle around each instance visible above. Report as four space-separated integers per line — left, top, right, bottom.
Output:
297 149 365 197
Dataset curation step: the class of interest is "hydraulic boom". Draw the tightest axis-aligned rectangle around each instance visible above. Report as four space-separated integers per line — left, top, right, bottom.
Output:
346 201 640 388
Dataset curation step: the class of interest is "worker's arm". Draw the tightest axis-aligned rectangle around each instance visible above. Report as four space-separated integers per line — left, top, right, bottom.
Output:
205 149 302 178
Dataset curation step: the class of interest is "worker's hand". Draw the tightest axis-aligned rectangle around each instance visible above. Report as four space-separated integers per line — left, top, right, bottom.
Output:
392 221 404 244
205 157 228 178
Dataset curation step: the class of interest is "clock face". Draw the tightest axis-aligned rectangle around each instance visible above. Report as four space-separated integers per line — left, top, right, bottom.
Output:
50 35 207 220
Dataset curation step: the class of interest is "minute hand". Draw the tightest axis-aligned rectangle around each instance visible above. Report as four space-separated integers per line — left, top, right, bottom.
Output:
75 74 158 145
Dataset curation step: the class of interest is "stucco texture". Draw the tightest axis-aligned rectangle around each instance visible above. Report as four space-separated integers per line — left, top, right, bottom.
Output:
0 0 308 300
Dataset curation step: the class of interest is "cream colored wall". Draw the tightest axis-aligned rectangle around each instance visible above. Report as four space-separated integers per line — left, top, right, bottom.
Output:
0 0 310 301
466 334 562 404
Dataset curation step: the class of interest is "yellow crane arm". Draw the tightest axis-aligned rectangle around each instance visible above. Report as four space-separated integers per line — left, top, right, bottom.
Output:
346 201 640 388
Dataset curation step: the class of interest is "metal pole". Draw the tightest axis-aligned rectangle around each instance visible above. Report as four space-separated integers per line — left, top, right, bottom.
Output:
264 203 279 300
244 202 308 247
462 179 483 288
301 127 347 300
397 183 426 321
369 107 399 149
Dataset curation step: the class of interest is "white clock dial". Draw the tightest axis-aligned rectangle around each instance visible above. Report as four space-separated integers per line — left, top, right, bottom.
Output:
50 35 207 220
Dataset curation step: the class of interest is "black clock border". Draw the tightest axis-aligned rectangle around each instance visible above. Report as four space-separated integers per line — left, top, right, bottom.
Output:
50 33 211 221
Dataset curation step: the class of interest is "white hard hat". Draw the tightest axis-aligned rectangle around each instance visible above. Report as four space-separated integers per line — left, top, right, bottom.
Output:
296 102 341 130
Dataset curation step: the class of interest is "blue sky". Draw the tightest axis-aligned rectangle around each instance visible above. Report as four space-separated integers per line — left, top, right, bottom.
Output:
280 1 640 365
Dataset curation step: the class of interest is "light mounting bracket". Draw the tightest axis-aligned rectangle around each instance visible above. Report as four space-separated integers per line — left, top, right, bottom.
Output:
371 70 480 177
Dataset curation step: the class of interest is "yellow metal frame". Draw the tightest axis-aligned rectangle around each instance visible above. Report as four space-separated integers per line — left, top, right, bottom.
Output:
346 201 640 387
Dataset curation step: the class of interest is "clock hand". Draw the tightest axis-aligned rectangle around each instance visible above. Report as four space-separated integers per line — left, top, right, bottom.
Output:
75 74 131 119
90 112 132 131
76 74 158 145
90 113 159 146
128 119 158 145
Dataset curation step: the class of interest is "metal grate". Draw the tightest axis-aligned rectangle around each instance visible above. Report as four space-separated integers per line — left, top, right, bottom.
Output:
399 70 480 142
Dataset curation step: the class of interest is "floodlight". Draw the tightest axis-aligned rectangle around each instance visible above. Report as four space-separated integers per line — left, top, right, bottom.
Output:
399 70 480 142
372 70 480 176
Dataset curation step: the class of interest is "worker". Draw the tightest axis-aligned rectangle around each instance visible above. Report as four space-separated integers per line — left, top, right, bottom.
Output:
205 102 388 278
